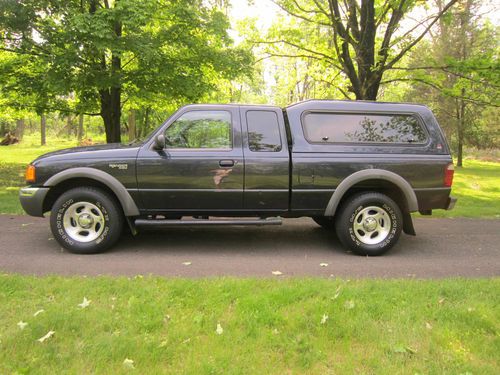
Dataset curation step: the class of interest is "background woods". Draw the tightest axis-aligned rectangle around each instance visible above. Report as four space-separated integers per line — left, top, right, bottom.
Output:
0 0 498 163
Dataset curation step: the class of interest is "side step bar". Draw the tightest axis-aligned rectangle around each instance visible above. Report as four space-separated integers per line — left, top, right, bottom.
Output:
134 217 283 227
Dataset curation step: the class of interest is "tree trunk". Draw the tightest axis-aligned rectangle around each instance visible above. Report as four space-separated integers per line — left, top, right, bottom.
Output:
77 114 84 141
40 114 46 146
99 11 122 144
66 115 73 137
128 109 136 141
144 107 150 137
100 87 121 143
15 119 25 140
456 96 466 167
457 132 463 167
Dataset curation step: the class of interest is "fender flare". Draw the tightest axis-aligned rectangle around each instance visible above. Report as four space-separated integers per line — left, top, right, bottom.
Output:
44 167 140 216
324 169 419 216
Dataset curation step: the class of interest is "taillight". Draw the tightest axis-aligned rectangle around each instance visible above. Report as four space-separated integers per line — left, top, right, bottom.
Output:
444 163 454 187
25 165 36 183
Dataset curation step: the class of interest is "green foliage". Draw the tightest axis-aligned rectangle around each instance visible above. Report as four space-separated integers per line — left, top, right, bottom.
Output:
0 0 253 142
389 0 499 163
256 0 459 101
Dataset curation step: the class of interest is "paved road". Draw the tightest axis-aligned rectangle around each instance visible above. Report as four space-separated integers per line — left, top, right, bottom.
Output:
0 215 499 278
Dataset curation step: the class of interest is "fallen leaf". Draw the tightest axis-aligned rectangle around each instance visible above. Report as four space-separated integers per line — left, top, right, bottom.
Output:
344 300 355 309
438 298 446 304
181 338 191 344
425 322 433 330
216 323 224 335
123 358 135 369
37 330 55 343
159 340 168 348
272 271 283 276
393 346 417 354
182 262 192 266
78 297 91 309
320 263 329 267
272 328 279 335
320 314 329 324
17 321 28 330
332 286 342 300
33 309 45 317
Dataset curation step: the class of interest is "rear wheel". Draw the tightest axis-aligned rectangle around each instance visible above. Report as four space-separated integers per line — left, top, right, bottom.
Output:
50 187 123 254
335 192 402 256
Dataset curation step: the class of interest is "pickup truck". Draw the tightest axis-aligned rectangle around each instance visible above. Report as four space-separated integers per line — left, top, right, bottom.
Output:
20 100 456 256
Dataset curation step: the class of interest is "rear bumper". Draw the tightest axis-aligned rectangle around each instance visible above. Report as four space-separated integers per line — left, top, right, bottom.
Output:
446 196 457 211
19 187 49 217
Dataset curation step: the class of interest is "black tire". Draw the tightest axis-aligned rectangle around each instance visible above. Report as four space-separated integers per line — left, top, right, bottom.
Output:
312 216 335 230
335 192 403 256
50 187 124 254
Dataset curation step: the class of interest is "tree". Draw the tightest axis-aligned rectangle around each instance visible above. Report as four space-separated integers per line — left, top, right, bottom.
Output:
262 0 459 100
0 0 252 143
396 0 499 166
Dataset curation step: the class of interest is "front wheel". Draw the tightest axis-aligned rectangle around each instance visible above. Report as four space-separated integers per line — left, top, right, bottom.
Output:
335 192 403 256
50 187 123 254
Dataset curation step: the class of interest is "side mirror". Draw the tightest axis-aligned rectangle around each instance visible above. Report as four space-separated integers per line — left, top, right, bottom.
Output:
153 134 166 150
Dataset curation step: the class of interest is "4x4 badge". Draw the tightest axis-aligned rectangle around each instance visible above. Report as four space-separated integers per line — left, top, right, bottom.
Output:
108 163 128 170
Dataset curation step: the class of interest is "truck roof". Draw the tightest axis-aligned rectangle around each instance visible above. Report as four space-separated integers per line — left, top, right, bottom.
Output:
285 99 430 111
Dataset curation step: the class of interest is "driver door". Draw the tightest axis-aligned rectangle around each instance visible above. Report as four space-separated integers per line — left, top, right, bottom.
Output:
136 106 244 212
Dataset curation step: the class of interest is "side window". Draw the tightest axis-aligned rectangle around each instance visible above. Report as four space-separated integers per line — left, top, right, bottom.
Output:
303 113 427 144
246 110 282 152
165 110 232 149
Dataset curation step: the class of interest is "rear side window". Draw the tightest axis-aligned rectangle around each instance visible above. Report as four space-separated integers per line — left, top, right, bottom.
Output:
246 110 282 152
303 112 427 144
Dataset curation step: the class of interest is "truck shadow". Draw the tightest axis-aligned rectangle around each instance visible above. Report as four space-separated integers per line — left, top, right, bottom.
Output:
116 225 347 255
113 223 415 257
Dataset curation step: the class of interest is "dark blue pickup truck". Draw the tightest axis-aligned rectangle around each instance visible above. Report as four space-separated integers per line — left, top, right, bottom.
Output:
20 100 456 255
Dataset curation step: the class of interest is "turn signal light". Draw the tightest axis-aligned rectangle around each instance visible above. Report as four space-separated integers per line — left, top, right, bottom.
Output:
25 165 36 183
444 163 454 187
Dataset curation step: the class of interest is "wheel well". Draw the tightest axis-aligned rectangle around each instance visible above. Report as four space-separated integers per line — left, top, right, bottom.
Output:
42 178 123 214
336 179 416 235
338 179 408 212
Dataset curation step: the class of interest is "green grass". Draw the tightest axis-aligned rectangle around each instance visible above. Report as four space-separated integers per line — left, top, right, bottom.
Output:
420 159 500 218
0 275 498 374
0 138 499 217
0 135 83 214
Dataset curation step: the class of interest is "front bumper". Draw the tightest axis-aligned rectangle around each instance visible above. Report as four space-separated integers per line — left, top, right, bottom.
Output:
19 187 50 217
446 196 457 211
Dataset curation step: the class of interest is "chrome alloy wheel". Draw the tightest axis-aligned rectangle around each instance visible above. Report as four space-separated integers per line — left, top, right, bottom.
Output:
62 201 105 242
352 206 391 245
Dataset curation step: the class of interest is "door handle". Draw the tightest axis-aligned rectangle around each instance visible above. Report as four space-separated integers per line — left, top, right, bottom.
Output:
219 159 235 167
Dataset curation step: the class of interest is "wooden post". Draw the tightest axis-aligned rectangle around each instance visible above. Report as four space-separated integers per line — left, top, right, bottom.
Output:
128 109 136 141
41 114 46 146
77 114 84 141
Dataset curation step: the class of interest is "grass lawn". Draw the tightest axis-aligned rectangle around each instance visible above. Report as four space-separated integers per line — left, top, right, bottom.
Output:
1 138 498 217
0 136 82 214
0 275 498 374
418 159 500 218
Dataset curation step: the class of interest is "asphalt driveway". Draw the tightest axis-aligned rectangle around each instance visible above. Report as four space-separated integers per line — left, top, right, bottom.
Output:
0 215 498 278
